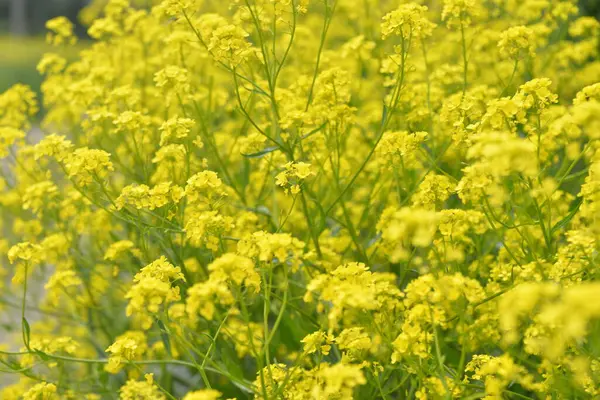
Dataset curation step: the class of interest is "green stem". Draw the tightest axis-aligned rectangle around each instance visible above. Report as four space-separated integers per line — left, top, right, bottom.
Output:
460 21 468 95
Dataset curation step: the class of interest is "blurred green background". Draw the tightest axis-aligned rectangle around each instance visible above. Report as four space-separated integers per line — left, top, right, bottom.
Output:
0 0 90 93
580 0 600 20
0 0 598 94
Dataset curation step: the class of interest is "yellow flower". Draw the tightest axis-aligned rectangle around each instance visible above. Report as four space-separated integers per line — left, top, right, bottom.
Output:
45 16 76 46
22 181 59 215
33 134 73 161
514 78 558 111
65 147 114 187
206 24 253 67
377 207 439 262
208 252 260 293
185 171 227 203
0 127 25 158
275 161 314 194
159 117 195 146
44 270 83 307
186 278 234 322
498 25 536 59
105 331 148 374
304 262 403 330
301 330 333 355
381 4 436 40
315 363 366 399
153 0 199 18
23 382 58 400
0 84 37 129
154 65 190 93
376 131 428 169
237 231 305 270
119 374 165 400
8 242 42 284
37 53 67 75
185 210 234 251
104 240 142 261
116 182 184 210
182 389 222 400
411 173 455 209
124 256 185 329
442 0 481 28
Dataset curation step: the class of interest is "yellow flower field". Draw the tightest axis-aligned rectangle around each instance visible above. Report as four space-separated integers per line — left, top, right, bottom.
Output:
1 0 600 398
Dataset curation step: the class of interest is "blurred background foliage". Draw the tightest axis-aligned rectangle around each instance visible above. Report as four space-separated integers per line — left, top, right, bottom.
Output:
0 0 598 94
580 0 600 20
0 0 89 93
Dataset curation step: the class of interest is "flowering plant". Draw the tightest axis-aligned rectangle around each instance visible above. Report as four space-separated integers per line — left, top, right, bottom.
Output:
1 0 600 399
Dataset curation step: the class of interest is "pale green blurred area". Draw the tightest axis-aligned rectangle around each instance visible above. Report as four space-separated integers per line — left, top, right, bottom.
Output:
0 36 84 93
0 0 90 110
0 0 158 93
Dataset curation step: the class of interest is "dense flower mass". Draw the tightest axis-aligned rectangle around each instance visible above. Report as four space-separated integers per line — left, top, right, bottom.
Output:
1 0 600 398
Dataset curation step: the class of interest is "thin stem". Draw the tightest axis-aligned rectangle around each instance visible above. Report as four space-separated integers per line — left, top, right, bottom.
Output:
21 263 30 350
460 21 468 95
305 0 337 110
324 36 409 218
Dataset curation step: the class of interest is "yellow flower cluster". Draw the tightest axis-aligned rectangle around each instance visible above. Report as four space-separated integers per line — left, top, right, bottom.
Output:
1 0 600 398
275 161 314 195
381 4 436 40
105 330 148 373
45 16 77 46
116 182 185 210
125 256 186 329
377 207 439 262
65 147 114 187
498 25 537 60
304 262 403 330
119 374 165 400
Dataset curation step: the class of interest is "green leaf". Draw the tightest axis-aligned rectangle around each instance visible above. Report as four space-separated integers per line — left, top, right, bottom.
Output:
551 197 582 235
22 317 31 350
34 349 50 361
241 124 326 159
97 364 110 386
241 146 280 159
300 123 327 140
157 320 173 357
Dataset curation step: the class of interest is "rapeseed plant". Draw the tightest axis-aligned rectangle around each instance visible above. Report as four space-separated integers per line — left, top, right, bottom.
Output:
1 0 600 398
